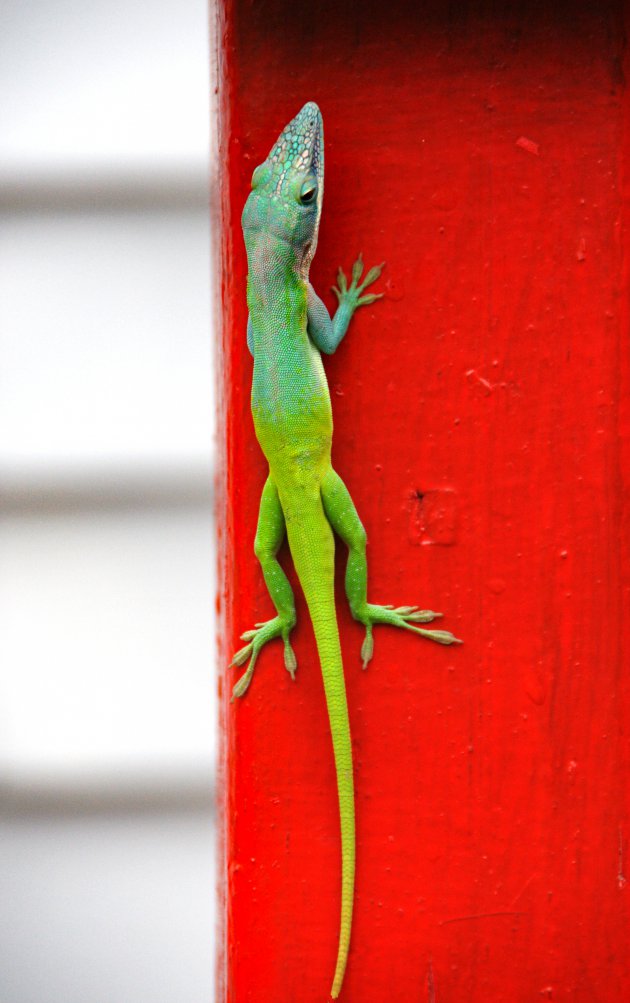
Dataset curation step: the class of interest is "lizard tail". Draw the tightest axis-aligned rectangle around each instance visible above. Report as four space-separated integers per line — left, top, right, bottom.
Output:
285 500 355 1000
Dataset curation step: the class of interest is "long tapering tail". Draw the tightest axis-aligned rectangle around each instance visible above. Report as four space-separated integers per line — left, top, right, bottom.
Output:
285 500 355 999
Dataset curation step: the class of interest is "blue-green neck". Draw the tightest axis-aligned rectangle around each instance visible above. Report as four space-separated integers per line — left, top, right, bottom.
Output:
245 233 309 315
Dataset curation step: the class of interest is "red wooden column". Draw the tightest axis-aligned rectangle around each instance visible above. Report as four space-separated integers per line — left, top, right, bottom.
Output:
215 1 630 999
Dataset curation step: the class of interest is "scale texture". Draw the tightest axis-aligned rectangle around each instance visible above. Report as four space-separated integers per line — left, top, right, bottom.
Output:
215 1 630 1000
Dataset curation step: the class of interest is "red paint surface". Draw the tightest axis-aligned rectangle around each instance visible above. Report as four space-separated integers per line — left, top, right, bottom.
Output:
215 2 630 999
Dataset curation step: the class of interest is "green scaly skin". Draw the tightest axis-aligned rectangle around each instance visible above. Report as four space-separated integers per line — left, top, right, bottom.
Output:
231 102 462 1000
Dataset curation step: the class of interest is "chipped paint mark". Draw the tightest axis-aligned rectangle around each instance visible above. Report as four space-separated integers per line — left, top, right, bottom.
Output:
516 135 540 155
509 872 536 907
466 368 495 396
427 958 436 1003
525 668 548 706
466 367 521 399
618 825 626 890
576 237 586 262
440 910 525 925
408 488 457 546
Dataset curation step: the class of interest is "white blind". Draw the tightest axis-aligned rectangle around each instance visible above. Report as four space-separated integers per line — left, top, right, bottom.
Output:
0 0 217 795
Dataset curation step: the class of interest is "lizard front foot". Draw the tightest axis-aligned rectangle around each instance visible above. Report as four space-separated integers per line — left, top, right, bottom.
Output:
357 604 462 669
332 254 385 312
230 615 297 701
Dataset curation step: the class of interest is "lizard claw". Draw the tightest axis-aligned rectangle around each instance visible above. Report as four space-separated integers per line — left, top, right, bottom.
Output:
334 255 385 315
356 602 462 668
351 253 364 283
358 261 385 290
230 615 298 700
284 643 297 680
230 643 253 667
360 626 374 669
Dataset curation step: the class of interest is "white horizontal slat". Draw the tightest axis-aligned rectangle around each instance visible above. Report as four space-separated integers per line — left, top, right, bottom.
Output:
1 0 211 173
0 165 211 210
0 209 214 470
0 506 217 784
1 2 218 1001
0 811 215 1003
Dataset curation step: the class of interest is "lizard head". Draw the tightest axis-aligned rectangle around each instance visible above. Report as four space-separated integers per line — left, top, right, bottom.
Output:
242 101 324 271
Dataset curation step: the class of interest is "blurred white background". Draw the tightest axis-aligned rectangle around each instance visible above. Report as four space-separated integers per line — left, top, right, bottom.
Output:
0 0 217 1000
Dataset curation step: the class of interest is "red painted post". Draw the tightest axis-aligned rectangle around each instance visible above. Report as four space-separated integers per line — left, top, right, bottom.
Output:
215 1 630 999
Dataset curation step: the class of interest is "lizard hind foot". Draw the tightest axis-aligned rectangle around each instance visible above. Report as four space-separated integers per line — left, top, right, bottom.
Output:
358 603 462 668
230 615 297 701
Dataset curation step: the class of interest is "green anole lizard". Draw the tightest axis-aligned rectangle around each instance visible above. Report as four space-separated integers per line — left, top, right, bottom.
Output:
231 101 461 1000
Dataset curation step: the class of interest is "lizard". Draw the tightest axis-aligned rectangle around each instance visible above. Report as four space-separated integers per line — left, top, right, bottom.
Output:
230 101 461 1000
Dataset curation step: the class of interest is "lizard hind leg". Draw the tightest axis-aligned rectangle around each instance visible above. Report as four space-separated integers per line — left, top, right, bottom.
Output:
320 467 462 668
231 476 297 701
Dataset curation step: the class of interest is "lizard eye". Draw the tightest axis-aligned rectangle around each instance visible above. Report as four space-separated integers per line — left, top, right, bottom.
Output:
300 182 317 205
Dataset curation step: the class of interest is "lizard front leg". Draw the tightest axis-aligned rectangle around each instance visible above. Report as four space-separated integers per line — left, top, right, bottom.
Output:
231 475 297 699
307 254 384 354
321 468 461 668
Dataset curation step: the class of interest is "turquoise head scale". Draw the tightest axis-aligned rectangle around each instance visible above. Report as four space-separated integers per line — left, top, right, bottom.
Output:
242 102 324 273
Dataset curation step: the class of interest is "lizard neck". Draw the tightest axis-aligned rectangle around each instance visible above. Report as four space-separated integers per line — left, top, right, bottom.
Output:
245 232 309 323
